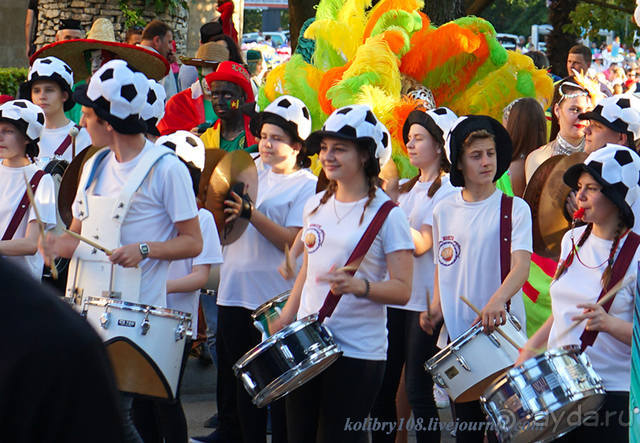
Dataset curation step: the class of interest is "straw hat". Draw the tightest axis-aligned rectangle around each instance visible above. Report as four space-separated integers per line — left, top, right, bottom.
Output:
30 18 169 81
180 42 230 68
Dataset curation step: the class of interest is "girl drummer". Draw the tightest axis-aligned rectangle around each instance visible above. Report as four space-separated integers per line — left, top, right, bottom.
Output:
423 115 532 443
0 100 56 280
372 107 458 443
275 104 414 442
211 95 317 443
517 144 640 441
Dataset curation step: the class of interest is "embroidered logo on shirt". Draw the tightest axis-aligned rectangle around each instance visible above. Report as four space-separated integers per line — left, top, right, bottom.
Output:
304 224 325 254
438 236 461 266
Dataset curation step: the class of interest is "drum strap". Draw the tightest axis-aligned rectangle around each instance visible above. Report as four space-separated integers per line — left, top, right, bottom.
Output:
317 200 396 323
53 125 81 156
2 170 46 241
499 193 513 311
580 231 640 351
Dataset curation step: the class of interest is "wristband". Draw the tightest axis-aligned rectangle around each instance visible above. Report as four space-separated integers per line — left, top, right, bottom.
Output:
239 194 253 219
359 278 370 298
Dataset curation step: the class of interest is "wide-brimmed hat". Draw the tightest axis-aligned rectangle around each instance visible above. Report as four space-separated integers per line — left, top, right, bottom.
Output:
444 115 512 187
402 107 458 146
306 104 391 174
30 19 168 82
579 95 640 147
180 42 230 68
564 143 640 228
74 59 149 135
20 56 75 111
250 95 312 143
204 61 254 102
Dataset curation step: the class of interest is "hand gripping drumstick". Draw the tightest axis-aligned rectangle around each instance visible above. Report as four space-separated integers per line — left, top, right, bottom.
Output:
63 228 113 256
22 172 58 280
553 276 632 344
460 295 521 350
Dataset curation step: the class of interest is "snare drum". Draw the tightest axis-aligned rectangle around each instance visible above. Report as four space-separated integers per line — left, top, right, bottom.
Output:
252 291 290 338
426 312 527 403
80 296 192 400
481 345 605 443
234 314 342 408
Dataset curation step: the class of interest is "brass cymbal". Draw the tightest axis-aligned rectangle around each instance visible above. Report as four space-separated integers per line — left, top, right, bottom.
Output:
523 152 587 259
198 148 227 203
58 145 102 227
206 150 258 245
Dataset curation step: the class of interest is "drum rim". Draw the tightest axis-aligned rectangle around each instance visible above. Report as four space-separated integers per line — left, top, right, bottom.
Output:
251 290 291 320
235 313 323 367
426 312 523 370
83 296 193 321
252 345 343 407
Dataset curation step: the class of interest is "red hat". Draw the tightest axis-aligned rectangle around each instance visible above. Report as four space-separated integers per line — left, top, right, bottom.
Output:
205 61 254 102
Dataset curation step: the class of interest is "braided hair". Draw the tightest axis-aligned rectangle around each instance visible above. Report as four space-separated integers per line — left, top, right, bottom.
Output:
398 146 451 198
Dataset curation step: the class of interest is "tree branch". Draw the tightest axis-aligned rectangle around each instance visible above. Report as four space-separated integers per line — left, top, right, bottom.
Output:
465 0 495 15
579 0 634 14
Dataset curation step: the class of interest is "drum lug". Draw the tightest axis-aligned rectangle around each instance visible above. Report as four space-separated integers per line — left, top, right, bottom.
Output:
509 314 522 331
175 316 186 341
141 307 151 335
304 342 322 357
453 350 471 372
100 310 111 329
433 373 448 389
488 333 502 348
240 372 258 397
278 343 296 364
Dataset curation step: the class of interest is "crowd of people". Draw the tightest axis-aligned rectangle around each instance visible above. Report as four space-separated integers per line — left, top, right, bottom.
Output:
4 5 640 443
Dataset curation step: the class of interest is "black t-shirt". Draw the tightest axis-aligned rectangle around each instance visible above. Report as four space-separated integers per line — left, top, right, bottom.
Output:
0 259 125 442
27 0 38 44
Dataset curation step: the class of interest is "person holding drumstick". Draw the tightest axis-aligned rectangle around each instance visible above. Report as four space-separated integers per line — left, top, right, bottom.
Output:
272 105 414 443
193 95 317 443
517 144 640 441
423 115 532 443
0 100 56 280
371 107 458 443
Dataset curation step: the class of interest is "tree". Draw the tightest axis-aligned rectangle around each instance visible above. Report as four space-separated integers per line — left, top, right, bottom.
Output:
424 0 465 25
481 0 548 36
547 0 579 77
566 0 636 46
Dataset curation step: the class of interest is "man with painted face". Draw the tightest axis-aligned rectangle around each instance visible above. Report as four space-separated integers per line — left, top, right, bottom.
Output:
199 61 257 152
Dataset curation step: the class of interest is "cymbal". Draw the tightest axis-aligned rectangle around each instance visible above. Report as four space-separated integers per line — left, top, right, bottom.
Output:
58 145 102 227
198 148 227 202
523 152 587 259
206 150 258 245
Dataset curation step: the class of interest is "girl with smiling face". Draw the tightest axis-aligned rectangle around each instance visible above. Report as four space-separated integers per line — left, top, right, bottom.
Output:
274 105 414 443
0 100 56 280
517 145 640 442
372 107 458 443
525 79 593 183
212 95 317 443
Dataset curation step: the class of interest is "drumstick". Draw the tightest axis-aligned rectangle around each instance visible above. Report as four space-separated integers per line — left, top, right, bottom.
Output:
69 126 79 159
460 295 521 350
23 173 58 280
554 276 632 343
63 228 113 256
336 264 358 273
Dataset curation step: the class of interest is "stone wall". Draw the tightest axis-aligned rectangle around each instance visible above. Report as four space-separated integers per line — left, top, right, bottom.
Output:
34 0 189 54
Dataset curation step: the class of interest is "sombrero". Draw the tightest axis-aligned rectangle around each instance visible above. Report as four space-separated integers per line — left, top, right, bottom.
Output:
180 42 229 68
30 19 168 81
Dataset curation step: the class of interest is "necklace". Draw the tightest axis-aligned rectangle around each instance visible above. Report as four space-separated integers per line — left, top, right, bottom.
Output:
333 197 360 224
570 227 629 269
553 134 585 156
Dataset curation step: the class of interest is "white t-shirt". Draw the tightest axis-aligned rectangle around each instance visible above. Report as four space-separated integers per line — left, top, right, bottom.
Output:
432 189 532 342
36 121 91 165
167 208 223 331
71 141 198 307
217 166 317 310
389 175 457 311
297 188 414 360
548 225 638 391
631 199 640 234
0 162 56 279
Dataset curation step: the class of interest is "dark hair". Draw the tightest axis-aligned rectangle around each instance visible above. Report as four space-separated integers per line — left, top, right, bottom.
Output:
568 44 592 67
141 20 171 41
125 27 143 44
524 51 550 70
506 98 547 161
550 77 587 141
178 158 202 197
207 34 244 64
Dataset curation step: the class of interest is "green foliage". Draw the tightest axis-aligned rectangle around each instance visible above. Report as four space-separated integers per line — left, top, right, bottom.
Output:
565 1 636 46
119 1 146 28
244 9 263 33
0 68 28 97
119 0 188 16
480 0 548 36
